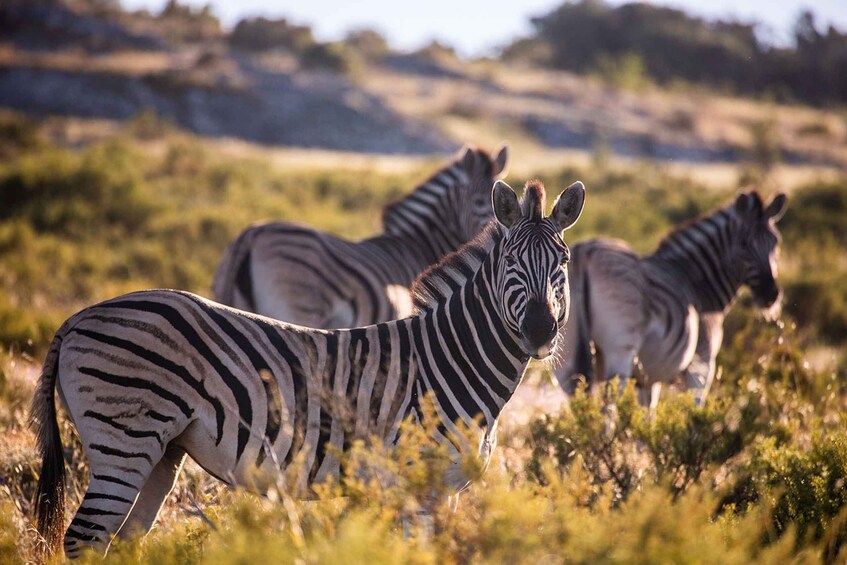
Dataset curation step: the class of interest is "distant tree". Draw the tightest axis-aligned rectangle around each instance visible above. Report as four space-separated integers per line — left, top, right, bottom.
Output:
229 17 315 53
415 40 458 63
300 42 358 74
504 0 847 105
344 28 389 60
528 0 761 87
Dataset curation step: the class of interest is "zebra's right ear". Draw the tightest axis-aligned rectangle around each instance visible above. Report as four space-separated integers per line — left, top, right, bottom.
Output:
492 180 520 228
765 193 787 223
492 144 509 179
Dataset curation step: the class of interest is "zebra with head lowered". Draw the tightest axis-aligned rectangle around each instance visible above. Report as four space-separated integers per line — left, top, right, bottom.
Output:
212 145 508 328
555 190 786 407
31 179 585 558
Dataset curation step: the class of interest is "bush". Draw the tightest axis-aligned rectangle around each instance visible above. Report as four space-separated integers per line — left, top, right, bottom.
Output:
300 42 359 74
526 383 762 500
784 276 847 345
0 141 156 237
728 434 847 559
0 112 43 159
594 52 649 91
781 182 847 248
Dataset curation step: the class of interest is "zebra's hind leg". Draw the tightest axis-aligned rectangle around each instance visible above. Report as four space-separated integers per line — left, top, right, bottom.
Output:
116 444 187 540
64 471 143 558
65 446 168 558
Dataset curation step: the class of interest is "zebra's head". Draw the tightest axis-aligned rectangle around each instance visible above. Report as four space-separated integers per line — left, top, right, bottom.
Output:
452 145 509 240
731 191 787 309
492 179 585 360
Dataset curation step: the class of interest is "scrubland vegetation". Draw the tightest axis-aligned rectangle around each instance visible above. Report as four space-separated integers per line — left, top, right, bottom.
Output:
0 109 845 563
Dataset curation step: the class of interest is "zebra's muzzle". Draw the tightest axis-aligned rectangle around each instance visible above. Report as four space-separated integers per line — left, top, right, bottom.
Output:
752 281 781 308
519 297 559 359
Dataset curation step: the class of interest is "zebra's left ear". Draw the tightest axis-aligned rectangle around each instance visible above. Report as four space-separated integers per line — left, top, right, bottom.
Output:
551 181 585 232
765 193 787 223
459 144 476 171
492 144 509 179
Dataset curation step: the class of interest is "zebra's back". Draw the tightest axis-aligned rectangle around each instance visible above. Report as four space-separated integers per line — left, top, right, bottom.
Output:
212 145 510 329
213 222 417 328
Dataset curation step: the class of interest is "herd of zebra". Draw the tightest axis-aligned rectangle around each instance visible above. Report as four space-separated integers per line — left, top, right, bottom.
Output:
30 144 787 557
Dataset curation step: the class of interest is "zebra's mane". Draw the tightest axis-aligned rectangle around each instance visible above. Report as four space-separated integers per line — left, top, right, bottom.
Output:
410 221 503 312
381 146 495 235
522 180 546 221
653 194 748 256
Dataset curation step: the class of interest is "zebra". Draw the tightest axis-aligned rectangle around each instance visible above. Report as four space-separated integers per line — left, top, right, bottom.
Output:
31 178 585 557
554 190 786 407
211 144 509 328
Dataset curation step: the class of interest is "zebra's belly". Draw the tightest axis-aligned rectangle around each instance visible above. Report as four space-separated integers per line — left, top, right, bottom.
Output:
639 305 699 383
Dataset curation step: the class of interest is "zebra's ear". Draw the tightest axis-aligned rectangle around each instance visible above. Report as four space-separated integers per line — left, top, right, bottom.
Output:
765 193 787 223
492 180 520 228
492 144 509 179
459 144 476 170
735 191 762 218
551 181 585 232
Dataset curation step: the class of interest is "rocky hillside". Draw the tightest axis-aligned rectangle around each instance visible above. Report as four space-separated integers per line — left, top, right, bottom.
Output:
1 0 846 168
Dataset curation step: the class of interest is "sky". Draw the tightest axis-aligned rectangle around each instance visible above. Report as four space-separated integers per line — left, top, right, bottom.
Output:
121 0 847 57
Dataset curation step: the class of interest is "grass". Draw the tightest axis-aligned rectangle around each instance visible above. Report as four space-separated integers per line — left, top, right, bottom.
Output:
0 111 845 562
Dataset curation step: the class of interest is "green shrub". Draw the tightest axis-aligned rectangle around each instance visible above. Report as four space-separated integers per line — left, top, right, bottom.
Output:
784 276 847 345
594 52 650 91
781 182 847 248
0 112 43 159
731 434 847 559
0 141 157 236
527 383 763 500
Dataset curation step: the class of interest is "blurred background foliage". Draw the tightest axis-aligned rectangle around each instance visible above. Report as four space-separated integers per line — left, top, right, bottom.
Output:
0 111 844 357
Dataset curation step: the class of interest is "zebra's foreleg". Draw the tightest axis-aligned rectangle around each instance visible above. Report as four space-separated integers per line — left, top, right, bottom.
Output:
685 314 724 406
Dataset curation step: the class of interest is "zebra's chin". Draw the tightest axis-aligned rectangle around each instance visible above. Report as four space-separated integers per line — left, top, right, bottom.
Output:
521 334 560 361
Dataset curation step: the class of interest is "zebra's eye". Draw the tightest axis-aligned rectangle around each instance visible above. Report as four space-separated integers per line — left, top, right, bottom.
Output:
504 255 517 266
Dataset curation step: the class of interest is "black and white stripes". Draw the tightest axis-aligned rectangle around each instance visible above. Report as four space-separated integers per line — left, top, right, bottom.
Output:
554 190 786 406
31 178 585 558
211 145 508 328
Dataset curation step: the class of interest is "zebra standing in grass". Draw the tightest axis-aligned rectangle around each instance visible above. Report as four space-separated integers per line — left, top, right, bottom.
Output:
31 179 585 558
555 190 786 407
212 145 508 328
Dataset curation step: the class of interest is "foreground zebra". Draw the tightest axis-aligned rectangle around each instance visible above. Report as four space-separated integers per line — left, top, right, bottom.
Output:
32 178 585 557
212 145 508 328
555 190 786 406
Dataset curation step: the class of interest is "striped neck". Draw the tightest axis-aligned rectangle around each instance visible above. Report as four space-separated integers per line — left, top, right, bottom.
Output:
381 161 471 266
411 244 530 429
648 207 742 313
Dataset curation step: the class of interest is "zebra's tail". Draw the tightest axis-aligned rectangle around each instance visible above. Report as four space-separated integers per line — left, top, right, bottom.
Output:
212 226 258 310
30 322 69 557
